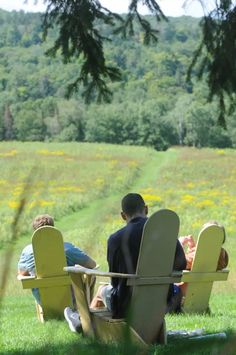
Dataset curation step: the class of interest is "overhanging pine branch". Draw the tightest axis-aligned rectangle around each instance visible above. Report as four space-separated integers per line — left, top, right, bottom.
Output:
42 0 166 103
187 0 236 127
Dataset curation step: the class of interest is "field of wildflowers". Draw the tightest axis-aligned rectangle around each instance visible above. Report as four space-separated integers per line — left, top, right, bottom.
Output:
141 148 236 235
0 141 150 248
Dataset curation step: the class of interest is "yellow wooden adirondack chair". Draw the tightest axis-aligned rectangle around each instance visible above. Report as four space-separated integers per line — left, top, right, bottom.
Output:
18 226 72 322
65 209 182 346
181 224 229 313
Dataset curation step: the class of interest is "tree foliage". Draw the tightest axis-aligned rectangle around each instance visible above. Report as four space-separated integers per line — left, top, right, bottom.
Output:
40 0 236 126
0 9 235 149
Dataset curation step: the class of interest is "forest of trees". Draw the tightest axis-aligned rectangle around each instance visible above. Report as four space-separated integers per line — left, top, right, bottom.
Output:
0 9 235 150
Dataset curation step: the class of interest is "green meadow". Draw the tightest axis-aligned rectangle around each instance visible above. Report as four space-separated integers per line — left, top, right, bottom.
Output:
0 142 235 354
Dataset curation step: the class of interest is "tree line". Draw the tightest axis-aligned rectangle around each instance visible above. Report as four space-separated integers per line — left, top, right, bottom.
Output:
0 9 235 150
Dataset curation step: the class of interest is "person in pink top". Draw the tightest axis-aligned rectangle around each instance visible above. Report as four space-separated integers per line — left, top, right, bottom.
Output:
178 220 229 297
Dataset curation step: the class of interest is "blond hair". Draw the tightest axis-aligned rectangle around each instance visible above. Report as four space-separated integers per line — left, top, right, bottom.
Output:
32 214 54 231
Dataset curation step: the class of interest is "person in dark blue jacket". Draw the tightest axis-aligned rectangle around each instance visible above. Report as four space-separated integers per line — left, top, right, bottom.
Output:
90 193 186 318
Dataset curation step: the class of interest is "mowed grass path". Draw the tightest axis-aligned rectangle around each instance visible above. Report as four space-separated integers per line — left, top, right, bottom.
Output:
0 143 235 354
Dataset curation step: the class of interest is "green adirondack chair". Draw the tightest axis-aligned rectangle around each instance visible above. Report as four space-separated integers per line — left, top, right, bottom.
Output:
181 224 229 313
65 209 182 345
18 226 72 322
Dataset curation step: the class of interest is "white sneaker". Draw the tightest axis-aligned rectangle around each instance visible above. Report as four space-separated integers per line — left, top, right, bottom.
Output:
64 307 82 333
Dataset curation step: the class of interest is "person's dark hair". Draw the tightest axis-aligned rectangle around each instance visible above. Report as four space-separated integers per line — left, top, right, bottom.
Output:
121 193 145 217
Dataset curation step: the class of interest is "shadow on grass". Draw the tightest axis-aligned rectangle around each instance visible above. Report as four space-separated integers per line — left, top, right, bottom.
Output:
3 331 236 355
3 338 143 355
163 330 236 355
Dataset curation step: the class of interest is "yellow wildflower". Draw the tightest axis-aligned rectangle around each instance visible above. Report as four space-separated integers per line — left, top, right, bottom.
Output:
141 194 162 202
182 194 195 202
0 150 17 157
195 200 215 208
95 178 104 186
8 200 21 209
39 200 55 207
216 149 225 155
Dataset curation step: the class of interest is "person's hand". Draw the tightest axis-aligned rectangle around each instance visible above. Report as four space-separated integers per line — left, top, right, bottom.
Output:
18 269 30 276
90 295 105 308
90 285 106 309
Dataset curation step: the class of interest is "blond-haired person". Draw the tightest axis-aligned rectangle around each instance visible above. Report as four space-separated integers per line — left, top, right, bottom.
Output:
18 214 96 331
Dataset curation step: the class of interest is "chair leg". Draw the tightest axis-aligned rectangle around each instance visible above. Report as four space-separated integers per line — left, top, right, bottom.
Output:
85 275 96 304
35 302 44 323
71 273 96 338
157 320 167 345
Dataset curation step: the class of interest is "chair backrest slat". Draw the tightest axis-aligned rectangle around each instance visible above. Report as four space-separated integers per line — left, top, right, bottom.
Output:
182 224 225 314
32 226 67 278
136 209 180 276
191 224 224 272
130 209 180 343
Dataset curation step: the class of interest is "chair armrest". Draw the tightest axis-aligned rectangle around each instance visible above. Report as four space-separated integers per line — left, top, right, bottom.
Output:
127 271 183 286
64 265 137 279
64 266 183 285
74 263 100 270
17 275 36 281
181 269 229 282
18 274 71 289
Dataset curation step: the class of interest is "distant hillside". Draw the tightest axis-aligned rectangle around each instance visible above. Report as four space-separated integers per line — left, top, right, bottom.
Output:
0 9 235 149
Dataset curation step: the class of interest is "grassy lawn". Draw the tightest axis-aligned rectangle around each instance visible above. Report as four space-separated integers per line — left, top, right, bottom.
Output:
0 143 235 354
